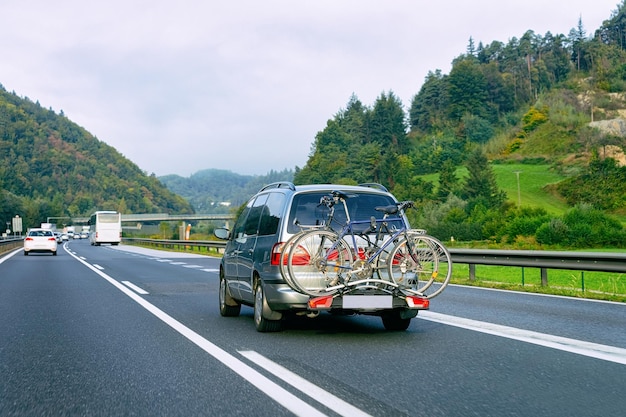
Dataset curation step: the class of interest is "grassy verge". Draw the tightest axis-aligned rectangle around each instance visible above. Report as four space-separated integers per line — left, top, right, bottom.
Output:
123 240 223 257
451 263 626 303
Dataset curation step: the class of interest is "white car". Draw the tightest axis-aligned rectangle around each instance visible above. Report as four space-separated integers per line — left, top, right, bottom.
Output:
24 228 58 256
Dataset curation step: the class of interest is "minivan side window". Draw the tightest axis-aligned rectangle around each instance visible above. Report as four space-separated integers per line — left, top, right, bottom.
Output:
232 198 254 240
258 192 285 236
243 194 268 236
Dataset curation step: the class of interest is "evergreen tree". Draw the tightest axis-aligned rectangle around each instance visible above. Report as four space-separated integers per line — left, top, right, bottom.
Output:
447 59 489 119
437 159 458 201
368 91 407 153
461 148 506 209
569 16 589 71
409 70 449 132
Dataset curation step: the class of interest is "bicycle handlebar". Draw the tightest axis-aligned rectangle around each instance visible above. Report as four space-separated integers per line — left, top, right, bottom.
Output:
397 201 414 211
318 195 335 207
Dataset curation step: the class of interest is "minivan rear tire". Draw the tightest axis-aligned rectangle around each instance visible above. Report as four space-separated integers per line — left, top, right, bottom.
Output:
381 310 412 331
254 281 282 332
219 273 241 317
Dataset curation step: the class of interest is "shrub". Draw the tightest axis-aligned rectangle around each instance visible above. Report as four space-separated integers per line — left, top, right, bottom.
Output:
536 218 569 245
521 106 549 133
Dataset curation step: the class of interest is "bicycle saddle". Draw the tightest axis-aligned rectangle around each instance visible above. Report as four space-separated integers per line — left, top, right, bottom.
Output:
375 205 399 215
331 190 350 200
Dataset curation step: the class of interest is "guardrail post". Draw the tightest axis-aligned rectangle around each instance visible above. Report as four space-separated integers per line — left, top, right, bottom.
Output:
541 268 548 286
581 271 585 292
469 264 476 281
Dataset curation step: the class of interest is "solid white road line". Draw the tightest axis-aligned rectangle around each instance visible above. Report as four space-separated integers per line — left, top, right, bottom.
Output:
64 247 340 417
240 350 372 417
419 311 626 365
121 281 149 295
0 248 21 265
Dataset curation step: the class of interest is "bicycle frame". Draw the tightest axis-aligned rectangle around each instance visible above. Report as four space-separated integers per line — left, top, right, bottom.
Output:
319 197 413 276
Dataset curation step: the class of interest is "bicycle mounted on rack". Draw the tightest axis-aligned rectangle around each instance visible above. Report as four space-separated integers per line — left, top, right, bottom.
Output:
280 190 452 302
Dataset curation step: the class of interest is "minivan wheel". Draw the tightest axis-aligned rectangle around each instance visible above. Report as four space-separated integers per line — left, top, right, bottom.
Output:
381 310 411 331
254 282 282 332
219 275 241 317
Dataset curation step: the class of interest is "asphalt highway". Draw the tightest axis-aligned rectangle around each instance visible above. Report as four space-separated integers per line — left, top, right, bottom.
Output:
1 240 624 416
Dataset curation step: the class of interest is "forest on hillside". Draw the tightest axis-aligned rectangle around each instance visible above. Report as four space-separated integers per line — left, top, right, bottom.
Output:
159 168 294 212
0 86 193 229
293 4 626 248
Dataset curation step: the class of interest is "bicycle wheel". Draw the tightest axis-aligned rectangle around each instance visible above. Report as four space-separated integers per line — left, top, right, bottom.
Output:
387 234 452 298
287 230 353 296
278 231 308 289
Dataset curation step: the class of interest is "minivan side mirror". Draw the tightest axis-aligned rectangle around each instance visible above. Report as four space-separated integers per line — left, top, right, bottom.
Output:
214 227 231 240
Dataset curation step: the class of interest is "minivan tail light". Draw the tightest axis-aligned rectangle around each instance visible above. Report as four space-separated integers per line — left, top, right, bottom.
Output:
406 295 429 309
272 241 315 266
270 242 284 266
308 295 334 309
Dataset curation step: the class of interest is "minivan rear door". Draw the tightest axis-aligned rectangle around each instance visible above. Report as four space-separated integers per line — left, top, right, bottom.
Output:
233 194 267 303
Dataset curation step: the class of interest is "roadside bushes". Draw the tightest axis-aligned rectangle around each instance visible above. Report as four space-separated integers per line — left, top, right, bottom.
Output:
419 196 625 249
535 204 625 248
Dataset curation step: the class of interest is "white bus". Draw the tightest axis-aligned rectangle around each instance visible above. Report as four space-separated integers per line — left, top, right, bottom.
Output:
88 211 122 246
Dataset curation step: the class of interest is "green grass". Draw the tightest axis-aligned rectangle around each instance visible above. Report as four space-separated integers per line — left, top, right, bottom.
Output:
451 263 626 302
423 163 573 215
491 163 570 214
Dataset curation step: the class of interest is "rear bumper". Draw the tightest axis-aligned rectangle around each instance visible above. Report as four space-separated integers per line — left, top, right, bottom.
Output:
263 280 427 317
24 246 57 253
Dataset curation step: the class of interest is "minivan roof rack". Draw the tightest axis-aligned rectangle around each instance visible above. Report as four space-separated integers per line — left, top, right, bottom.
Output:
357 183 388 192
258 181 296 192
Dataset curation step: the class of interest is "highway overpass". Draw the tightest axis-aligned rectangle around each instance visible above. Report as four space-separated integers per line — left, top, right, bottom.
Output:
72 213 234 224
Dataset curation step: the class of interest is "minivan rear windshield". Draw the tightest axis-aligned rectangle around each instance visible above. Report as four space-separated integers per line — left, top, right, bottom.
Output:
286 192 405 234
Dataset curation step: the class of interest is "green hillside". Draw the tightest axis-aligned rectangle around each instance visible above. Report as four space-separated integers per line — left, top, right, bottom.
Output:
422 164 569 214
0 86 193 229
491 164 569 214
159 168 294 213
290 7 626 248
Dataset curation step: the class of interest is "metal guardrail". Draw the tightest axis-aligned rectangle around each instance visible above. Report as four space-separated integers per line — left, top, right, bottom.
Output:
123 238 226 254
4 236 619 294
121 238 625 287
0 237 23 254
449 248 626 272
449 248 626 286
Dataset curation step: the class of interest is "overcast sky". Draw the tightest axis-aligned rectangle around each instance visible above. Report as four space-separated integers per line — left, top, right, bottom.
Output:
0 1 620 177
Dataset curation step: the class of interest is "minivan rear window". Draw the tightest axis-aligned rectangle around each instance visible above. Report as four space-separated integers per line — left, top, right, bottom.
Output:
287 192 404 234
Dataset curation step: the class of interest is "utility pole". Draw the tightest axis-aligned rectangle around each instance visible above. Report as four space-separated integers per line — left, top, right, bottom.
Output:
513 171 522 206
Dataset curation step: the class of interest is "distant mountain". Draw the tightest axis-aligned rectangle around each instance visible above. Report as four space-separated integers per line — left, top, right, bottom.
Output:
0 85 193 228
159 168 294 212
